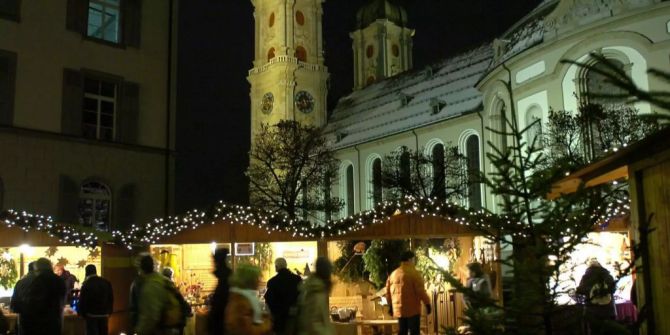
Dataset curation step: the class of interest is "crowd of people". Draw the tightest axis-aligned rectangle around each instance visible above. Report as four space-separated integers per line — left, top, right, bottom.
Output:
0 246 618 335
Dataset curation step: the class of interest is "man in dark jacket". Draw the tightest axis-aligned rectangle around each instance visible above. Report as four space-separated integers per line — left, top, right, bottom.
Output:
10 261 35 335
264 257 302 334
54 264 78 305
79 264 114 335
22 258 67 335
208 248 231 335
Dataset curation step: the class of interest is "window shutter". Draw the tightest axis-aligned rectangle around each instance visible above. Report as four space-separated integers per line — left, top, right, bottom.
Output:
0 50 17 126
118 81 139 144
115 183 136 230
66 0 88 34
0 0 20 21
122 0 142 48
58 175 79 224
61 68 84 136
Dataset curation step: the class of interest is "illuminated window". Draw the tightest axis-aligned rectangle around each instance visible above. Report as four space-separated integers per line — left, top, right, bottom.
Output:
295 10 305 26
267 47 276 61
83 77 116 141
295 46 307 62
87 0 120 43
79 181 111 231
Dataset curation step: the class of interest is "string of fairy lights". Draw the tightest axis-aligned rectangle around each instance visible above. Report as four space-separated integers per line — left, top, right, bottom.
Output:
0 194 631 250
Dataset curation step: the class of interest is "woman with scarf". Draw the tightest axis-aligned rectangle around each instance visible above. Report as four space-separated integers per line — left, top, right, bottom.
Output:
225 263 272 335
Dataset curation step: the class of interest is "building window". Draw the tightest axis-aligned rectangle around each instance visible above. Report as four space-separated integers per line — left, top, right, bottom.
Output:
465 134 482 209
87 0 121 43
268 47 276 61
83 77 117 140
295 10 305 26
0 0 20 21
269 12 275 27
583 59 627 107
78 181 111 231
295 46 307 62
371 158 382 207
399 147 410 195
366 45 374 58
345 164 355 216
525 105 543 149
431 143 447 200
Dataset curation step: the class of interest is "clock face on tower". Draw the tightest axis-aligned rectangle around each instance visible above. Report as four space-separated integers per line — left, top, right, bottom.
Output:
295 90 315 114
261 92 274 114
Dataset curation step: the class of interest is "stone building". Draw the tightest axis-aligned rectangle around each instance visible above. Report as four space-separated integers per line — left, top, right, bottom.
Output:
0 0 178 231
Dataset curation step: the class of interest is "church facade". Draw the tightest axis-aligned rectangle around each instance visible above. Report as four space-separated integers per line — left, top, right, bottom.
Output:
248 0 670 216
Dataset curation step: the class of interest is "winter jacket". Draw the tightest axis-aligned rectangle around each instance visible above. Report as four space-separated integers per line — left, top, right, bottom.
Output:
264 268 302 333
224 291 272 335
79 275 114 317
208 266 231 335
21 271 67 335
133 272 171 335
385 262 431 318
297 276 335 335
10 271 36 334
59 270 78 304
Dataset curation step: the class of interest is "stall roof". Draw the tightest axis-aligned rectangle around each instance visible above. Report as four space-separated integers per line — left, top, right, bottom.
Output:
549 127 670 199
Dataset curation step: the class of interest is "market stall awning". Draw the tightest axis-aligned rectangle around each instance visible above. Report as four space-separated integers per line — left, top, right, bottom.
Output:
328 213 476 241
548 128 670 199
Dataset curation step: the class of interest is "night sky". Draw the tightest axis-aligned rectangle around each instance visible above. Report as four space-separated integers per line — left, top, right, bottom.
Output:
176 0 541 212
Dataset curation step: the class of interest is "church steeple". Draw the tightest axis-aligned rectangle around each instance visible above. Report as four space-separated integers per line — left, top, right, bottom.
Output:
351 0 414 90
248 0 329 138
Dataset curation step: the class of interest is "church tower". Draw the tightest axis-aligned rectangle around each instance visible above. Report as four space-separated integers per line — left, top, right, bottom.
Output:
351 0 414 90
248 0 329 137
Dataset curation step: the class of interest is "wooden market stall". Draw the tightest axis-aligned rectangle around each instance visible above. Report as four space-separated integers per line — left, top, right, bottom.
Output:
549 127 670 335
326 213 497 335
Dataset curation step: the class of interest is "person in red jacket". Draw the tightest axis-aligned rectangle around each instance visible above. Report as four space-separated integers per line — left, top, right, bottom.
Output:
385 251 432 335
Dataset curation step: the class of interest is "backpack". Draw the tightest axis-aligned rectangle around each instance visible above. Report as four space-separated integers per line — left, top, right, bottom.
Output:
589 280 612 305
162 280 192 328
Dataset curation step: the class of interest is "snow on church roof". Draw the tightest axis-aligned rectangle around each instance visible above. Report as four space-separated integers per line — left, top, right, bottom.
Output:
325 45 493 149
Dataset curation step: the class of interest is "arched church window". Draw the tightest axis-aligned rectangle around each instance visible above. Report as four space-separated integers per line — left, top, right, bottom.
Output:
399 147 410 195
267 47 275 61
295 46 307 62
392 44 400 57
345 164 355 216
525 105 543 149
465 135 482 209
79 180 111 231
295 10 305 26
431 143 446 200
269 12 275 27
583 59 627 107
366 45 374 58
371 158 382 206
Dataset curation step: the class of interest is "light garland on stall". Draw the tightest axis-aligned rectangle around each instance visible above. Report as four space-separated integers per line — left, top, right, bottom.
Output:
0 209 99 249
1 194 631 250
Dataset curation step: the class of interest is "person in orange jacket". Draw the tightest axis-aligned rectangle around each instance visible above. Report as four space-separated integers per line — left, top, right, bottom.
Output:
385 251 432 335
225 264 272 335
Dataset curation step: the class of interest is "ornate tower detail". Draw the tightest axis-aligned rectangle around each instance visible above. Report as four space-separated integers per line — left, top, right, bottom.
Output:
351 0 414 90
248 0 330 138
